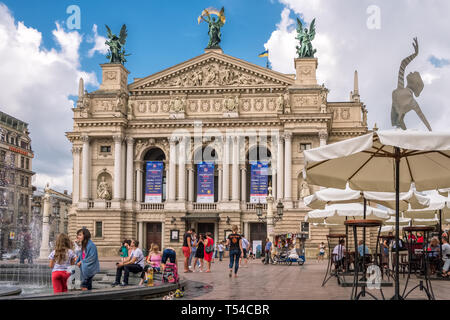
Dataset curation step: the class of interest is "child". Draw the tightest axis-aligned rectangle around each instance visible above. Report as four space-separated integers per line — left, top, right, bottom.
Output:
119 239 130 263
139 244 162 285
48 233 77 293
218 241 225 261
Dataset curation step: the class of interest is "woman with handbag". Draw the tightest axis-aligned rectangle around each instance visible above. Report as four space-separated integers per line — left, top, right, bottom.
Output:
204 232 214 273
193 234 205 272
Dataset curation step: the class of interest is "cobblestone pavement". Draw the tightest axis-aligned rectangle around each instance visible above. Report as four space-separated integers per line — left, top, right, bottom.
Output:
178 258 450 300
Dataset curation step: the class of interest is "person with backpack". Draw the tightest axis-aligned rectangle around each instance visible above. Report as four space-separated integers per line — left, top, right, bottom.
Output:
48 233 77 293
204 232 214 272
111 239 145 287
161 246 179 284
226 225 243 278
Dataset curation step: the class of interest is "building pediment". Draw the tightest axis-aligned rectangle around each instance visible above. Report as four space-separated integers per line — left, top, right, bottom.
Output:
128 51 294 93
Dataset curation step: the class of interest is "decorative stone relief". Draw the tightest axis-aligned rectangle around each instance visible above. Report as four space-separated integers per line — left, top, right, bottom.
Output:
341 108 350 120
161 100 170 113
189 100 199 112
254 99 264 111
201 100 210 112
222 96 239 112
213 99 222 112
150 101 158 113
169 97 186 113
97 176 112 200
267 98 276 111
135 139 150 158
143 61 271 88
241 99 251 112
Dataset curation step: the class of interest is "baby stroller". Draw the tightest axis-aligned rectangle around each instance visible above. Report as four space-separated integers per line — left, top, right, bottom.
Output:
162 262 179 284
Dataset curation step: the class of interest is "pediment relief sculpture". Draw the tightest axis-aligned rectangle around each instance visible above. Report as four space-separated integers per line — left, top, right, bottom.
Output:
137 61 281 89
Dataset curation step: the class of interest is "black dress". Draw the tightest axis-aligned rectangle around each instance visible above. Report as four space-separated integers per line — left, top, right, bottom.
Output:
195 241 205 259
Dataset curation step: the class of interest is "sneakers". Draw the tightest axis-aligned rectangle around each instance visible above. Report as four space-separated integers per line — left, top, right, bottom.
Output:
111 282 120 287
229 269 232 278
120 282 128 287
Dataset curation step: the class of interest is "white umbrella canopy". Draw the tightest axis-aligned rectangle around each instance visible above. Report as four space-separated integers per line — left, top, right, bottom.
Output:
381 225 405 233
438 188 450 197
304 185 430 211
403 191 450 219
303 130 450 192
385 215 411 226
305 203 390 224
413 215 440 226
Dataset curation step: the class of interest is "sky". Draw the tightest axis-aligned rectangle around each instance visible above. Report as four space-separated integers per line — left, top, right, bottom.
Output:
0 0 449 193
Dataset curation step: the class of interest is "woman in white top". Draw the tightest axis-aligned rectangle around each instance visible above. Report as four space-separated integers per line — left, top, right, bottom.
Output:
48 233 77 293
318 242 326 262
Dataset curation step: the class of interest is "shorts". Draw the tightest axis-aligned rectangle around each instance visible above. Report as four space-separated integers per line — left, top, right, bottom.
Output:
242 249 247 258
182 246 191 258
319 251 325 256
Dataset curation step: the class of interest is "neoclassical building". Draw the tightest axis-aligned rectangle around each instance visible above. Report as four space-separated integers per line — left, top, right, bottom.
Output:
66 47 368 257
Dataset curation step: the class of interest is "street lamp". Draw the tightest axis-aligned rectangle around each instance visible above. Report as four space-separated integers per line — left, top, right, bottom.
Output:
255 201 264 222
275 200 284 223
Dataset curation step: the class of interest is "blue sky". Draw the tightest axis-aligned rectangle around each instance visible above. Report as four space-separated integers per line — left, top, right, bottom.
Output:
0 0 449 192
2 0 286 91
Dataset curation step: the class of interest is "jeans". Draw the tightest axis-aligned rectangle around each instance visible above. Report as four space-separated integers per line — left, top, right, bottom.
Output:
219 251 223 261
189 249 196 266
264 250 273 264
443 259 450 272
81 275 94 290
115 264 144 284
229 249 241 274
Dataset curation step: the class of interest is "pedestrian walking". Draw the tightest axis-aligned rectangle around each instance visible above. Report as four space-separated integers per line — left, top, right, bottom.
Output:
193 234 205 272
264 238 273 264
218 241 224 261
204 232 214 272
240 235 249 268
75 228 100 291
48 233 77 293
318 242 325 262
226 225 243 278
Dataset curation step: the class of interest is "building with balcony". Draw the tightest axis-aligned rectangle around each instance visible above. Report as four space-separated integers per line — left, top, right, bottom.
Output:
66 48 369 257
0 111 34 252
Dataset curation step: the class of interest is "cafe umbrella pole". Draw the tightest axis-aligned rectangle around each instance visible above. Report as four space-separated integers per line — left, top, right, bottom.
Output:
392 146 402 300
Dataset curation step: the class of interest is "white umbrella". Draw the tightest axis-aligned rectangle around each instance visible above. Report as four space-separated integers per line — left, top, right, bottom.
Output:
305 185 429 211
385 215 411 226
303 129 450 299
305 203 389 224
438 188 450 197
413 215 439 226
403 192 450 219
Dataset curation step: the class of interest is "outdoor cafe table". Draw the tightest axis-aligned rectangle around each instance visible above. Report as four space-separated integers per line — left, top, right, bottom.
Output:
344 219 384 300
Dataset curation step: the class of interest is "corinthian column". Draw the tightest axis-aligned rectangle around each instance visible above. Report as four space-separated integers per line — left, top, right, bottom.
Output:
178 137 186 201
72 146 82 204
232 136 240 201
168 137 177 201
126 137 134 201
136 162 143 203
276 135 284 200
81 135 90 200
284 131 292 201
39 187 51 259
113 134 123 200
188 165 194 202
241 165 247 202
222 136 230 201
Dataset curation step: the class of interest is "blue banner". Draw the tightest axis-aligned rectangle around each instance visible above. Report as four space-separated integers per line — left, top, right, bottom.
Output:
145 161 163 203
250 161 269 203
197 162 214 203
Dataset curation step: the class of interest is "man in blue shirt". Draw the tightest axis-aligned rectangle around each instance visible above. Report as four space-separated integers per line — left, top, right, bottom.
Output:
357 240 371 257
264 238 273 264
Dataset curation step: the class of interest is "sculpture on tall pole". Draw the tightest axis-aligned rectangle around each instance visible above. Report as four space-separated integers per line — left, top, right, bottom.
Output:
198 7 226 49
391 37 432 131
295 18 316 58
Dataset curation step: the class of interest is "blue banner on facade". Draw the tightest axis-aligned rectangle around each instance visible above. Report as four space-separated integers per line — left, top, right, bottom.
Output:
197 162 214 203
145 161 163 203
250 161 269 203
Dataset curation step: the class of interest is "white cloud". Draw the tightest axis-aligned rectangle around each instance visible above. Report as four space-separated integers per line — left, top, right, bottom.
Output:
87 24 108 58
266 0 450 131
0 4 98 192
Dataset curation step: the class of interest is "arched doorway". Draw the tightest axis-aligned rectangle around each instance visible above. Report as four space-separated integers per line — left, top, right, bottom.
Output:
246 145 272 203
193 145 219 202
142 147 167 202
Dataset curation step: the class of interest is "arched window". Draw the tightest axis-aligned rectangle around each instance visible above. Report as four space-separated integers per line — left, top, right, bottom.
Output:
142 148 166 203
193 146 218 203
246 145 272 203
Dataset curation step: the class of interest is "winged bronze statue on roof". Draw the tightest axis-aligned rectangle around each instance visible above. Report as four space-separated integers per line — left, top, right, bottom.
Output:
198 7 226 49
105 24 130 64
296 18 317 58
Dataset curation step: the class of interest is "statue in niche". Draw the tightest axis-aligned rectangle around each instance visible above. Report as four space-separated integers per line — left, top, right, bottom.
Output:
276 94 284 112
97 176 112 200
299 180 311 199
391 38 432 131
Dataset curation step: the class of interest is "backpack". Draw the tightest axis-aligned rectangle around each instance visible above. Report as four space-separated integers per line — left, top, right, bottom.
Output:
162 262 179 284
205 239 214 253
